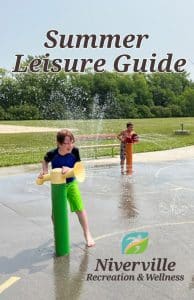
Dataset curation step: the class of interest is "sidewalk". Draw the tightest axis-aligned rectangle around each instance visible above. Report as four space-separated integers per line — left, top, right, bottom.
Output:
84 145 194 166
0 145 194 176
1 149 194 300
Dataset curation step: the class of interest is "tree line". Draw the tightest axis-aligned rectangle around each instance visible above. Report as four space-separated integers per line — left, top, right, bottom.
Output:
0 66 194 120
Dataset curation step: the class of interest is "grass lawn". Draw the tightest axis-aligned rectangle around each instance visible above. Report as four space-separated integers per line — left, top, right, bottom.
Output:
0 118 194 167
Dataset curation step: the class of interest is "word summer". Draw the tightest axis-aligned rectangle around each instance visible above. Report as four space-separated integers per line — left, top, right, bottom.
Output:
12 53 186 73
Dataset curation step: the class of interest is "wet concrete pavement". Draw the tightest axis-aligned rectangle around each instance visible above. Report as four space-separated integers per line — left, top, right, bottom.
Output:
0 158 194 300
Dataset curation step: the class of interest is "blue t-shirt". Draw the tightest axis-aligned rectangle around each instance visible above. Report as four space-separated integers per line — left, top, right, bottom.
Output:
44 147 80 163
51 152 77 183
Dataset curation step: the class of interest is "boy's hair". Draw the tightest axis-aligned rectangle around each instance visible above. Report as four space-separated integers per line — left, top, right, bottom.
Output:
56 129 75 144
126 122 133 128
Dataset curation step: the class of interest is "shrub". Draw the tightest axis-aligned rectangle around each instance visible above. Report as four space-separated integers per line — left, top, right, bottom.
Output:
7 104 40 120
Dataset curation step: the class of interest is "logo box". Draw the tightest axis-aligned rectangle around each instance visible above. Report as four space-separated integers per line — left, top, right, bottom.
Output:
122 232 149 254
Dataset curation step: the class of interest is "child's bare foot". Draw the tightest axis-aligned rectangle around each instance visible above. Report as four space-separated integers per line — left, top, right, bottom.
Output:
85 231 95 247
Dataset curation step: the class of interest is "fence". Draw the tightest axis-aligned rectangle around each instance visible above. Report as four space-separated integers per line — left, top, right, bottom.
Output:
80 143 120 159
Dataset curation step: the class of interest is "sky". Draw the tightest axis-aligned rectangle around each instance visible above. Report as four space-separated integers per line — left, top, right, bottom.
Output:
1 0 194 79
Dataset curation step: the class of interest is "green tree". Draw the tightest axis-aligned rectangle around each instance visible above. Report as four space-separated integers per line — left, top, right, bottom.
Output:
132 73 153 106
7 104 40 120
137 105 153 118
117 94 139 118
0 106 5 120
147 72 191 107
179 88 194 116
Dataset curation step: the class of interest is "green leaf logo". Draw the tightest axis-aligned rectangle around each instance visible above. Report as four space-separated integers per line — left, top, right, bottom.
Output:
122 232 149 254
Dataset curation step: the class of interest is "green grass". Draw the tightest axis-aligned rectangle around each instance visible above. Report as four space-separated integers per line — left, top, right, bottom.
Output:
0 118 194 167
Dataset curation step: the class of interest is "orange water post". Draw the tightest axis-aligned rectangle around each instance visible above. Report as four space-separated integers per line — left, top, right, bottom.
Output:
125 142 133 175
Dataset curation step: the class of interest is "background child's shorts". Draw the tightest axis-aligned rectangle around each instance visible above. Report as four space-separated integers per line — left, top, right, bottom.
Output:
120 142 126 160
66 180 84 212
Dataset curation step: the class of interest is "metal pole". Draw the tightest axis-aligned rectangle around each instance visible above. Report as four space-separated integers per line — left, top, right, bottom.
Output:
51 183 70 256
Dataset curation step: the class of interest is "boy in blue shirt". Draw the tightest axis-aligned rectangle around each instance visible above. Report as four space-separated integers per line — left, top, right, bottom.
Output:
39 129 95 247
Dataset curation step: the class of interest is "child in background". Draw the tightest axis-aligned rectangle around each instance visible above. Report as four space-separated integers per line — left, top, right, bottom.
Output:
117 122 139 174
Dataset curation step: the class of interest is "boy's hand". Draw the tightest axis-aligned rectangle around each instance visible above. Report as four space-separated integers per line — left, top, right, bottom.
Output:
38 171 48 179
62 166 71 174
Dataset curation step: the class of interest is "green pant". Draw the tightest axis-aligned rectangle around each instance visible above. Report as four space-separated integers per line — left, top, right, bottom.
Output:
66 180 84 212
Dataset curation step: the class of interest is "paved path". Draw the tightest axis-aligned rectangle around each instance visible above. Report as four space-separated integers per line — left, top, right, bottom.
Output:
0 148 194 299
0 124 78 133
